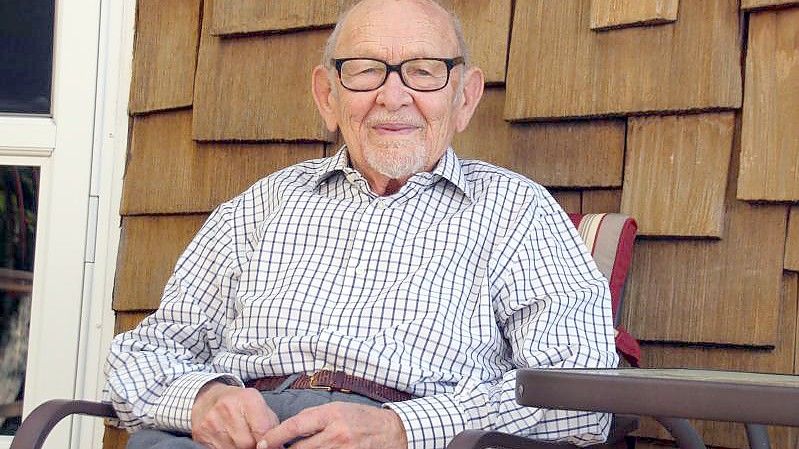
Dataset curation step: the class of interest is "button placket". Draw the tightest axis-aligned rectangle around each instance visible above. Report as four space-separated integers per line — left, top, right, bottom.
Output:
347 201 371 277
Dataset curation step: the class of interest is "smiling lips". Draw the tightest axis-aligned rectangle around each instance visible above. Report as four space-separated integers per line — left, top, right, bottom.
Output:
372 122 420 135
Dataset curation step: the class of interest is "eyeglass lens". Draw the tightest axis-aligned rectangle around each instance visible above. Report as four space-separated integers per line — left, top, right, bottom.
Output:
339 59 451 91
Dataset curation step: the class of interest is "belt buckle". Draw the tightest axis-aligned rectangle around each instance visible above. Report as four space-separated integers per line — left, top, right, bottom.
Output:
308 371 351 393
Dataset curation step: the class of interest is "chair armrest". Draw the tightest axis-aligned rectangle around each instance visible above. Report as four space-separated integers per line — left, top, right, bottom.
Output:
447 430 583 449
447 415 638 449
10 400 117 449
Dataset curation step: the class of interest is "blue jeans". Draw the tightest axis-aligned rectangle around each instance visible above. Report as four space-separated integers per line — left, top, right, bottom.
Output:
126 375 383 449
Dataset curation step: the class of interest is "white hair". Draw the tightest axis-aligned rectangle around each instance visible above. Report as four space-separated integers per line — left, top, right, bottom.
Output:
321 0 471 69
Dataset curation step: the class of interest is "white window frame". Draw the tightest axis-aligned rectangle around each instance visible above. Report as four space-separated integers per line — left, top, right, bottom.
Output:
0 0 134 447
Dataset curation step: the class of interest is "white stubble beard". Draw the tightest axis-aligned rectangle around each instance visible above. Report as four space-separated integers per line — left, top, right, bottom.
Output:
363 139 429 180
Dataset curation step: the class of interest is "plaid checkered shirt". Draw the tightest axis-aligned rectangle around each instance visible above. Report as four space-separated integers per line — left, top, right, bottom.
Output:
105 147 618 448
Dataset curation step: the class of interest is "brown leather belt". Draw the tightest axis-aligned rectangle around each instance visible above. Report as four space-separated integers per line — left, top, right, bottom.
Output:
245 371 414 403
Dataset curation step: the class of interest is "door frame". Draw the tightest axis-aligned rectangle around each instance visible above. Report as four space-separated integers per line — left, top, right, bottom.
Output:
0 0 133 447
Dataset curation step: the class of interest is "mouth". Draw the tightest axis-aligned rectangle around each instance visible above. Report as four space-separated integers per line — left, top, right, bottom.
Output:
371 122 421 135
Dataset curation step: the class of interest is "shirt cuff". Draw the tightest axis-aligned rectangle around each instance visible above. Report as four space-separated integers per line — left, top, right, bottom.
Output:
384 394 468 449
151 372 243 433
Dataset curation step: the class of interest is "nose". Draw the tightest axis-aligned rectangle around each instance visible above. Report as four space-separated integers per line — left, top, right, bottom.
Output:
375 71 413 111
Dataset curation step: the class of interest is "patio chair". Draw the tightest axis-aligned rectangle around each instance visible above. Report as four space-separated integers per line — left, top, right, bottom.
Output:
10 213 641 449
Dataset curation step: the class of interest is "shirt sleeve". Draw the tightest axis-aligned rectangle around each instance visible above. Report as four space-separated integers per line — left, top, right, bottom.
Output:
104 201 245 433
386 198 619 449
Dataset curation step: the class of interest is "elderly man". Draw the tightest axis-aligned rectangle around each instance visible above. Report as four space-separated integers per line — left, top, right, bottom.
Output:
105 0 618 448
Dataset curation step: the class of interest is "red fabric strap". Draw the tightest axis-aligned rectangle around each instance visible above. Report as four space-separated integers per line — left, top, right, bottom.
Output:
568 213 641 367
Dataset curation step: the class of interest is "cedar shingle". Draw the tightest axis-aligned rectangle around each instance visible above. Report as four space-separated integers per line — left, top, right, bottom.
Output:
786 206 799 271
129 0 202 114
506 0 741 120
455 88 625 188
122 109 323 215
113 215 208 311
737 8 799 201
193 1 334 142
623 121 789 346
621 113 735 237
633 274 798 449
590 0 679 31
741 0 799 10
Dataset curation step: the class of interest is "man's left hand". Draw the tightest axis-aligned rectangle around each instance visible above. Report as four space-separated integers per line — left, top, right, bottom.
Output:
256 402 407 449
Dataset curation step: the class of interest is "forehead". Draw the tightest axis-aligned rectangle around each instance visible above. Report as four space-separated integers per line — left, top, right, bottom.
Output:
335 0 459 59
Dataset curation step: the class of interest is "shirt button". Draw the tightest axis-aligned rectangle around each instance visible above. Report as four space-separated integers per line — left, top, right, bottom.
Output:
355 265 367 276
376 200 387 210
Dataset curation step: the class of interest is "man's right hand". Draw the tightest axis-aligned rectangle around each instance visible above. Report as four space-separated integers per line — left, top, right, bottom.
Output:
191 381 279 449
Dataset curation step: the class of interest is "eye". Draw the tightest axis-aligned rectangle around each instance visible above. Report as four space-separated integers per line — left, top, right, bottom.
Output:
408 68 435 77
354 67 381 76
403 60 446 79
341 60 385 78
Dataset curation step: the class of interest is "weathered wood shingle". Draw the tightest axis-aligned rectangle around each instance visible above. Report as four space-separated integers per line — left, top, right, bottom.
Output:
129 0 202 114
737 8 799 202
621 113 734 237
455 88 625 188
505 0 742 120
122 109 324 215
114 215 208 311
193 1 335 142
590 0 679 31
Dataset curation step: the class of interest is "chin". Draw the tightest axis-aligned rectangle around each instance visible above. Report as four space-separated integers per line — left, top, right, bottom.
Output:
365 142 428 179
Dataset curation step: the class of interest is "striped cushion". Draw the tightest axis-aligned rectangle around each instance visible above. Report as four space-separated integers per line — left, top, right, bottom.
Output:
569 213 640 366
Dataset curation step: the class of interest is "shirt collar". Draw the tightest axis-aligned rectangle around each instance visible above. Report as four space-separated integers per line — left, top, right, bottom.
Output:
313 145 473 201
313 145 351 187
429 147 472 200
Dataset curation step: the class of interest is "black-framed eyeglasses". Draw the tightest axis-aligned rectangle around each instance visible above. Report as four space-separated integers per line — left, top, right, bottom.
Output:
332 57 465 92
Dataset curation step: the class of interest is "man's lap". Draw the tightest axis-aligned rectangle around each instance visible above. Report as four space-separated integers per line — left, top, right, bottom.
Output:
126 389 383 449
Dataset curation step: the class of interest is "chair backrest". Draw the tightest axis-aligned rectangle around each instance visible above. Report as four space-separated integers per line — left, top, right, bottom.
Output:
568 213 640 366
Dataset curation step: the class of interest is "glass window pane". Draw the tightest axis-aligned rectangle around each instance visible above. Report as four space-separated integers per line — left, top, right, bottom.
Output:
0 165 39 436
0 1 55 115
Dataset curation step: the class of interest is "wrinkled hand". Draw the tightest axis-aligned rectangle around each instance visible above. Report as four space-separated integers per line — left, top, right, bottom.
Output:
191 381 280 449
257 402 407 449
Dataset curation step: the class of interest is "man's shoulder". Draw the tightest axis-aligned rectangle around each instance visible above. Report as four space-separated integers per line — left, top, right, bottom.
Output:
218 155 333 214
238 156 332 196
458 158 549 199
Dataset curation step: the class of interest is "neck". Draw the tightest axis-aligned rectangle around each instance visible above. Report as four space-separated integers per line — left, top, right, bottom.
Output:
354 161 411 196
344 149 413 196
369 176 408 196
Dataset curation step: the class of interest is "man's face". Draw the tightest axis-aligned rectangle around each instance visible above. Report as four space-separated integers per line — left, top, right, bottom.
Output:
313 0 483 184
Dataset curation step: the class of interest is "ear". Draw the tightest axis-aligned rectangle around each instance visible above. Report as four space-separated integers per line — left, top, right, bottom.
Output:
453 66 485 133
312 65 340 132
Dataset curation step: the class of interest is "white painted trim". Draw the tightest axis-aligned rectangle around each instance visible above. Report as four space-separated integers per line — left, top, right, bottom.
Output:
0 147 53 158
20 0 102 448
0 116 56 149
70 0 136 446
2 1 132 448
0 155 49 167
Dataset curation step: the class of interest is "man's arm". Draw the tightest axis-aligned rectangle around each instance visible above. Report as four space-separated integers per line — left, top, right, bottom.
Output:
105 201 247 432
489 204 619 442
384 198 618 449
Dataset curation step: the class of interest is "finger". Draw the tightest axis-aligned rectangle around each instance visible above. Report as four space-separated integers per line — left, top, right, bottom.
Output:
240 388 280 438
211 393 263 448
279 428 331 449
222 406 258 448
193 407 240 449
259 407 327 449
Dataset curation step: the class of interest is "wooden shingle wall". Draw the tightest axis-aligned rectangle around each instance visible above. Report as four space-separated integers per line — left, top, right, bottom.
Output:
589 0 679 31
110 1 799 448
